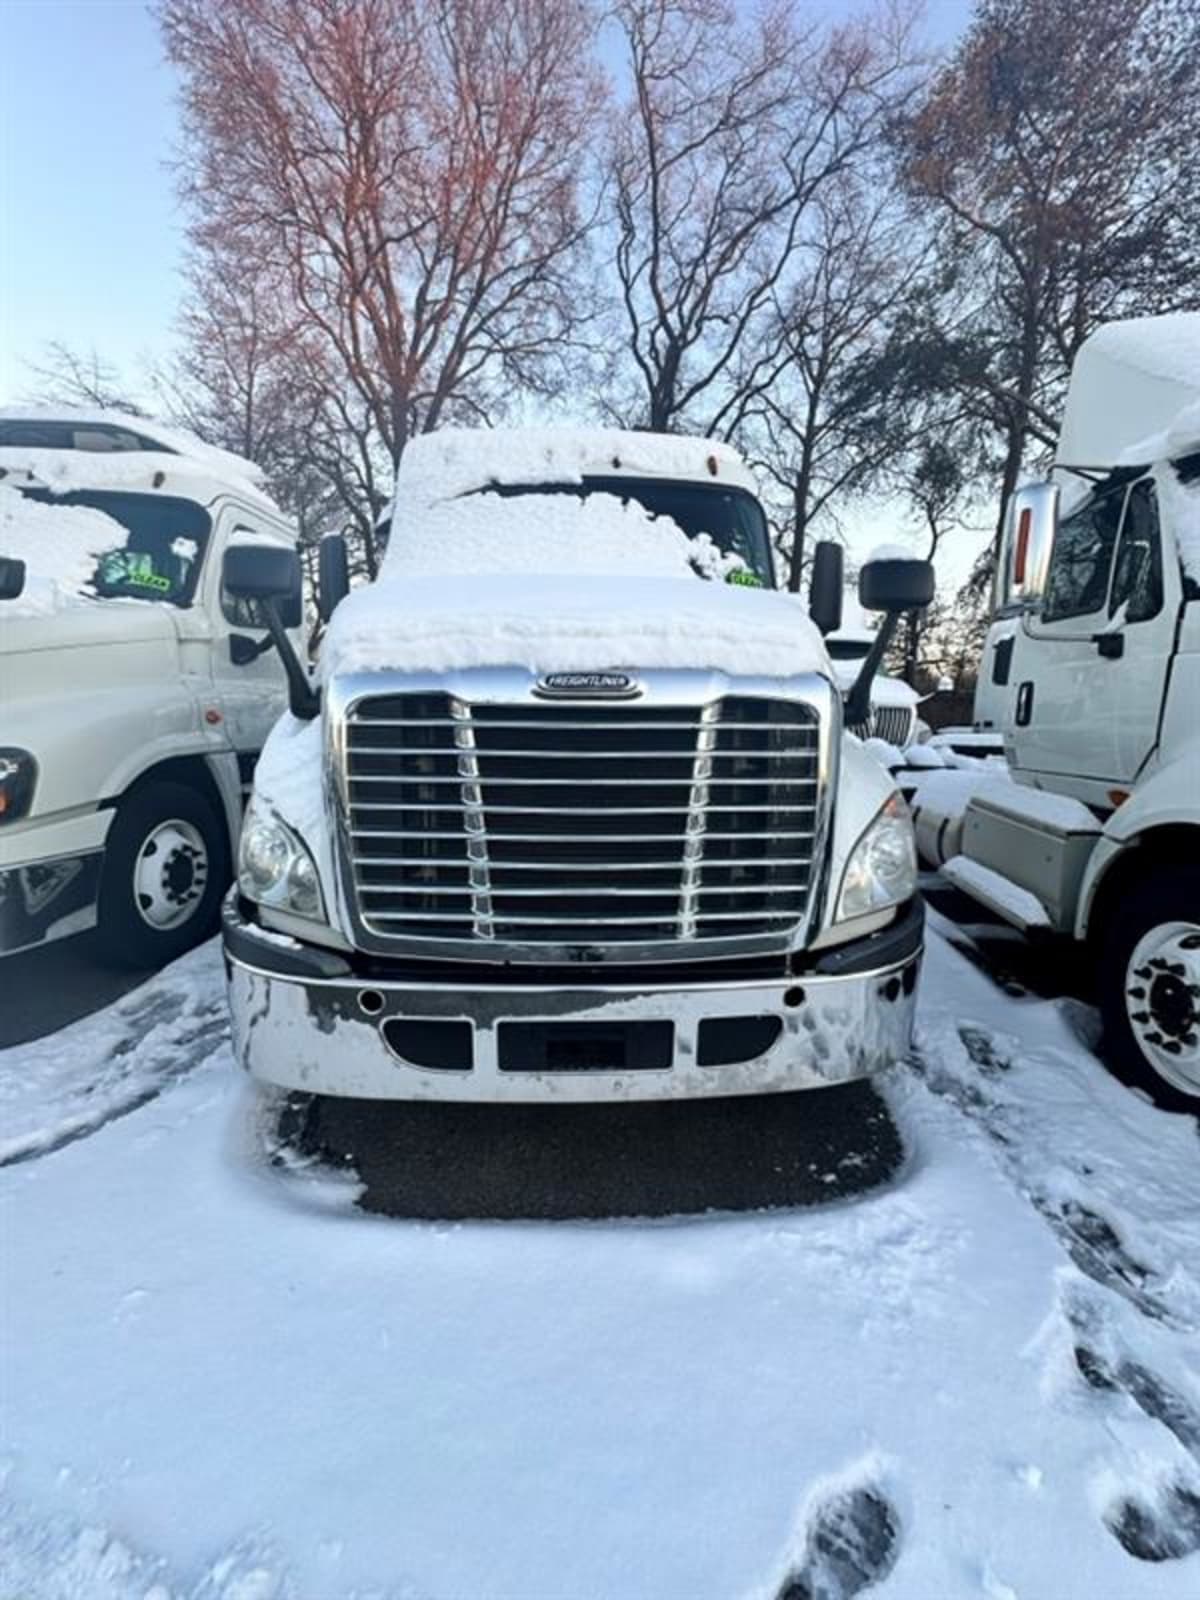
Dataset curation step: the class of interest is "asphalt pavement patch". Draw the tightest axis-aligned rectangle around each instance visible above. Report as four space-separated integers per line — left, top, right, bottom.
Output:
287 1080 905 1220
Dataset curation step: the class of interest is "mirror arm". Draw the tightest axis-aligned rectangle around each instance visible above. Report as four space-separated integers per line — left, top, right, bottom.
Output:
844 610 902 728
262 597 319 720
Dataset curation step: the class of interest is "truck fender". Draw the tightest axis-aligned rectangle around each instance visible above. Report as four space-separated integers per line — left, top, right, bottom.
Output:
108 750 245 862
1075 745 1200 942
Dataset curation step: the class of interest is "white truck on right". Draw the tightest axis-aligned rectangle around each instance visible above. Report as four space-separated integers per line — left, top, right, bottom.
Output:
939 313 1200 1107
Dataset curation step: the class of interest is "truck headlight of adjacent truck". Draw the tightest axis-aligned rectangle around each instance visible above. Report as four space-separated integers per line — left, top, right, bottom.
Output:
0 749 37 824
835 793 916 922
237 800 325 924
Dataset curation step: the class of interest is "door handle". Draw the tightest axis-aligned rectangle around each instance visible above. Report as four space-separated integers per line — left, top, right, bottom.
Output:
1015 681 1034 725
1092 632 1124 659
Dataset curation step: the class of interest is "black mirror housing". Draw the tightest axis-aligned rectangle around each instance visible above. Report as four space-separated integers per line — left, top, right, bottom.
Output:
223 544 316 719
0 555 27 601
317 533 351 623
808 541 844 635
859 554 935 614
223 541 299 599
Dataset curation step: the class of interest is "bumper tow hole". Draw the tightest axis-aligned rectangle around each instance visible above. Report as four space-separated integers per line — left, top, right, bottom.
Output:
358 988 385 1017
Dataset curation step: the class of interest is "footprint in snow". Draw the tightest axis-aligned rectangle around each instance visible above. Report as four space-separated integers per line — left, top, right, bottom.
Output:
1106 1483 1200 1563
1041 1196 1184 1330
776 1485 901 1600
957 1025 1012 1077
1066 1296 1200 1563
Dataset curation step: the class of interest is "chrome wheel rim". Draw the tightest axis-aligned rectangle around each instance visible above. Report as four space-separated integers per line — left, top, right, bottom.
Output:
132 818 209 931
1125 921 1200 1095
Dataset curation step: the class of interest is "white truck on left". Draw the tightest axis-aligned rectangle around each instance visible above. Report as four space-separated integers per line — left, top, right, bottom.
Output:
0 408 300 964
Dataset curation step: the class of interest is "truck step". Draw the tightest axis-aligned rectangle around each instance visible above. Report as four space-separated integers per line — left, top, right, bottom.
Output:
940 854 1053 933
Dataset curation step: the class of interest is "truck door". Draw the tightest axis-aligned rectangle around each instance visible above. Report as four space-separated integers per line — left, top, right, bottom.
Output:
1109 477 1174 781
207 512 293 764
1011 481 1127 790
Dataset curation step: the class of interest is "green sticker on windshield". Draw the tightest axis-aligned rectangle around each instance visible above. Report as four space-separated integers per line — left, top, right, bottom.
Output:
725 569 763 587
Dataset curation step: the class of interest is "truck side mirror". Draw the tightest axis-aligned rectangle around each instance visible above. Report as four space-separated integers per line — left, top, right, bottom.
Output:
858 553 935 613
318 533 350 622
223 545 317 719
808 541 844 634
845 551 936 729
1003 482 1059 606
0 556 26 601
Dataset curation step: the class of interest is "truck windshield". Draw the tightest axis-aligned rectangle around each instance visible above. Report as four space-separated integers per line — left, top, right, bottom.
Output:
471 477 775 585
20 487 211 607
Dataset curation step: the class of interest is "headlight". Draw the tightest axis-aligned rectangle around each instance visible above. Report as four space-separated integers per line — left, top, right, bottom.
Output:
0 749 37 824
836 793 916 922
238 800 326 923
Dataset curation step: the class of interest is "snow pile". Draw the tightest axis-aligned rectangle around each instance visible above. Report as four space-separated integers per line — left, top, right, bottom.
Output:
1120 398 1200 469
0 483 121 616
251 712 339 893
391 425 754 514
3 931 1199 1596
941 854 1052 928
974 777 1099 834
865 541 915 563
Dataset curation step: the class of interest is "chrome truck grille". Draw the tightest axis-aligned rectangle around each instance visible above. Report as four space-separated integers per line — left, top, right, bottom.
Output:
339 688 825 958
848 704 916 748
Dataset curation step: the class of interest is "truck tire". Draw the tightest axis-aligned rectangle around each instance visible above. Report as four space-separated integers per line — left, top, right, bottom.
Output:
97 781 230 969
1098 865 1200 1108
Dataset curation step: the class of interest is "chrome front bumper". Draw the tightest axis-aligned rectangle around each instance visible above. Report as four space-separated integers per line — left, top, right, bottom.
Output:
223 898 921 1103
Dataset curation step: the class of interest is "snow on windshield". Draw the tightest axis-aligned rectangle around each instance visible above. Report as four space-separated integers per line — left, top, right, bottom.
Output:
0 483 125 616
325 486 827 682
381 489 746 583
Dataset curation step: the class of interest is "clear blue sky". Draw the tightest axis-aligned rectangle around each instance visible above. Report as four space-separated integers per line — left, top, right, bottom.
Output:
0 0 183 397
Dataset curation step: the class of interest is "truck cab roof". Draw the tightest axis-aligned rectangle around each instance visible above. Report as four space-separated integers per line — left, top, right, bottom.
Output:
1055 313 1200 470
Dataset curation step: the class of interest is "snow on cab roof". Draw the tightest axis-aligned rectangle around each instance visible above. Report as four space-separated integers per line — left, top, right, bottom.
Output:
391 425 759 512
0 406 279 510
1056 313 1200 469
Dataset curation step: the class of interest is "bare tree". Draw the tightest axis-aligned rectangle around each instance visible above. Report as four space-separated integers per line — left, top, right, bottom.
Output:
899 0 1200 554
606 0 922 437
22 342 149 417
160 0 605 488
735 177 928 589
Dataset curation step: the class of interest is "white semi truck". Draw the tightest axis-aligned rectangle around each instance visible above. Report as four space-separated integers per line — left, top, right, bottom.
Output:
220 427 932 1105
0 409 299 964
931 316 1200 1106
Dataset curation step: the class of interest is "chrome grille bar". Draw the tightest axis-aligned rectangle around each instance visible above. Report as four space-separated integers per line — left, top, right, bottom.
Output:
450 697 494 940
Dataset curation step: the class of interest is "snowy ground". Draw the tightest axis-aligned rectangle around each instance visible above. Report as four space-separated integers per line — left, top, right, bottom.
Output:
1 927 1198 1599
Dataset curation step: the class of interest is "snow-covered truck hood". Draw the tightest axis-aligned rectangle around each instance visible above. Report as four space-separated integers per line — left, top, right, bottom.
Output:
323 572 830 682
325 482 831 681
827 660 919 705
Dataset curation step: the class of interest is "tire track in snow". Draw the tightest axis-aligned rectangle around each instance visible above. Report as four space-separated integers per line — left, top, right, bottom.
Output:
0 947 229 1168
